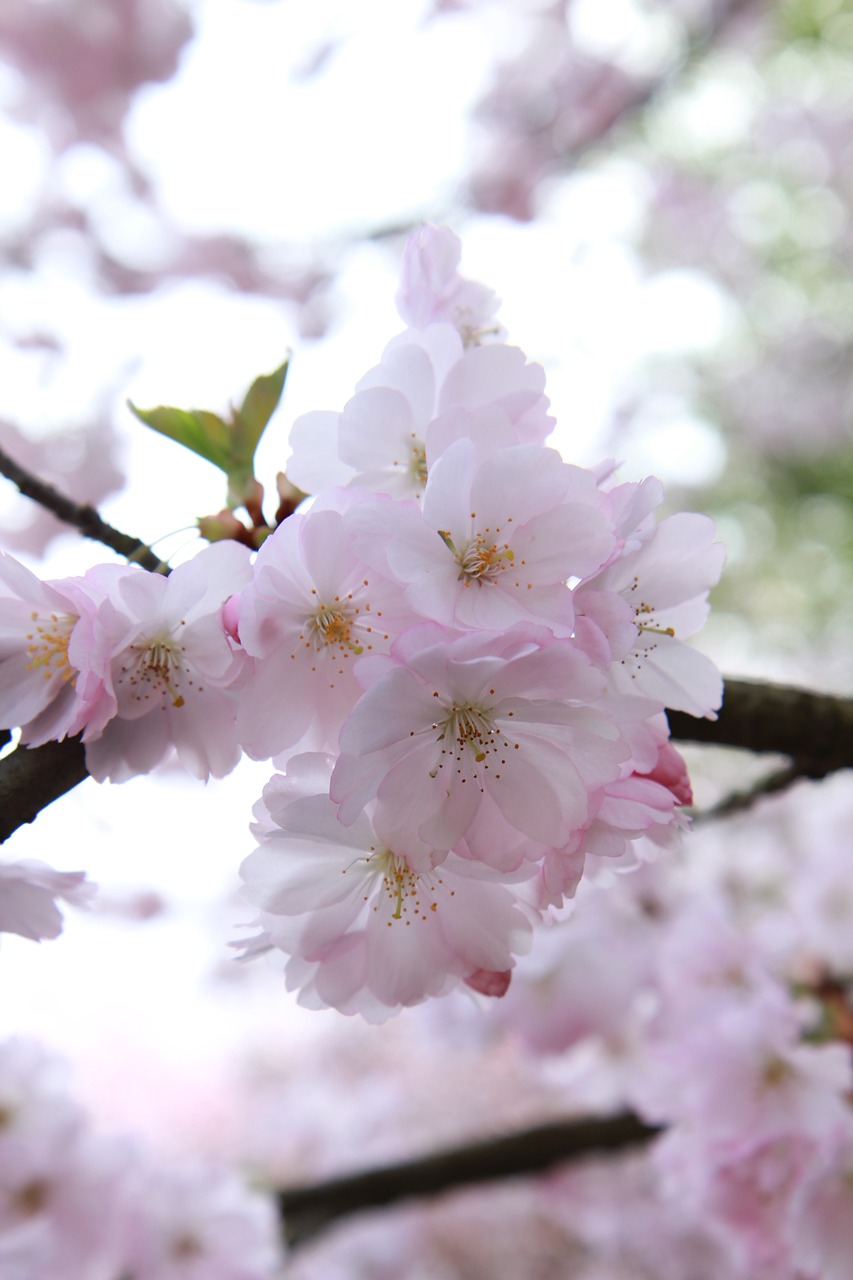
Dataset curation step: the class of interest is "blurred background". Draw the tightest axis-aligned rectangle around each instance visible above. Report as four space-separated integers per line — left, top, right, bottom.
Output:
1 0 851 1274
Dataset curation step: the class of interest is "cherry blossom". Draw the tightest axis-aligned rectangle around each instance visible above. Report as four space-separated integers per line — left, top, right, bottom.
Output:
238 753 533 1020
0 0 194 148
235 502 407 760
0 860 93 942
331 622 629 869
0 1038 282 1278
395 223 502 344
352 439 615 632
0 554 128 748
574 502 725 716
116 1157 281 1280
286 323 555 499
71 542 253 782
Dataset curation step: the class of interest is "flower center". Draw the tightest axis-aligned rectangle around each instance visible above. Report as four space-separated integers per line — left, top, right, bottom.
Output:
438 529 514 586
429 699 517 787
366 849 443 923
172 1233 204 1260
309 605 363 655
25 611 76 685
14 1178 50 1218
295 587 389 681
118 635 187 708
629 577 675 640
408 440 428 486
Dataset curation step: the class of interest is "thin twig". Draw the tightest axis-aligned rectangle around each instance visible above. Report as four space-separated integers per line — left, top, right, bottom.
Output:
693 762 803 823
278 1112 658 1249
0 443 164 572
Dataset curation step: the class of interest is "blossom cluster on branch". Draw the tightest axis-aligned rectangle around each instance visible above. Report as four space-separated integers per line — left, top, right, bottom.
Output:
0 226 723 1019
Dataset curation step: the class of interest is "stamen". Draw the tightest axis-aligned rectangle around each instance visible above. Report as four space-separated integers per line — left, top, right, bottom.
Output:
308 605 364 655
430 700 514 791
408 440 428 486
24 612 75 685
368 850 440 924
118 636 189 708
438 529 515 586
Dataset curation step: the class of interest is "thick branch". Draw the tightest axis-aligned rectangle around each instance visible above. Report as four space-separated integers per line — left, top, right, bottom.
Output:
0 443 164 572
667 678 853 778
0 736 89 843
278 1112 657 1249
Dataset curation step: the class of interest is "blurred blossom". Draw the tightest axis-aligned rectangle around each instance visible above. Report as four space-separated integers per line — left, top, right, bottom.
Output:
0 0 194 149
0 416 124 558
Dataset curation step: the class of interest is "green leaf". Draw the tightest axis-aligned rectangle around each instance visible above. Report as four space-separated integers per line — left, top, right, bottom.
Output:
127 358 289 491
233 358 290 463
127 402 233 473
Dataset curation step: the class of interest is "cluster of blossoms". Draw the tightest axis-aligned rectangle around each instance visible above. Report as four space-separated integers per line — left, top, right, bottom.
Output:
0 1037 281 1279
0 225 723 1019
473 772 853 1280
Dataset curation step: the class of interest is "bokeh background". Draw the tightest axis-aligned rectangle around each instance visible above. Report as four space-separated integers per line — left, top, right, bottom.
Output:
1 1 852 1274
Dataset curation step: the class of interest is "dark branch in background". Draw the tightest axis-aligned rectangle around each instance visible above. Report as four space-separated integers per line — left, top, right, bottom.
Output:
0 443 164 572
0 678 851 845
279 1112 657 1250
695 763 803 822
667 678 853 779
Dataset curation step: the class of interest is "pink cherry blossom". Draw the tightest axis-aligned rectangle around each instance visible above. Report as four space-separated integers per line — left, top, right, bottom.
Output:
0 1038 83 1152
352 439 615 633
235 503 408 760
0 554 130 747
238 753 533 1020
793 1123 853 1280
286 323 555 499
395 223 503 344
0 1038 282 1279
331 622 629 869
0 860 94 942
575 505 725 716
72 542 253 782
117 1157 281 1280
0 0 194 148
492 874 661 1055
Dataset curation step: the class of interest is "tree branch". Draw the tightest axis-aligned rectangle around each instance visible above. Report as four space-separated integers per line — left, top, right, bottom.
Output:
667 678 853 778
278 1112 657 1249
0 443 164 572
0 736 89 843
694 763 803 822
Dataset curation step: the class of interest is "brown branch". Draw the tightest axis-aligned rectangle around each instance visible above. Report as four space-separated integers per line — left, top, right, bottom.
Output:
0 736 89 843
667 678 853 778
278 1112 657 1249
0 443 164 572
